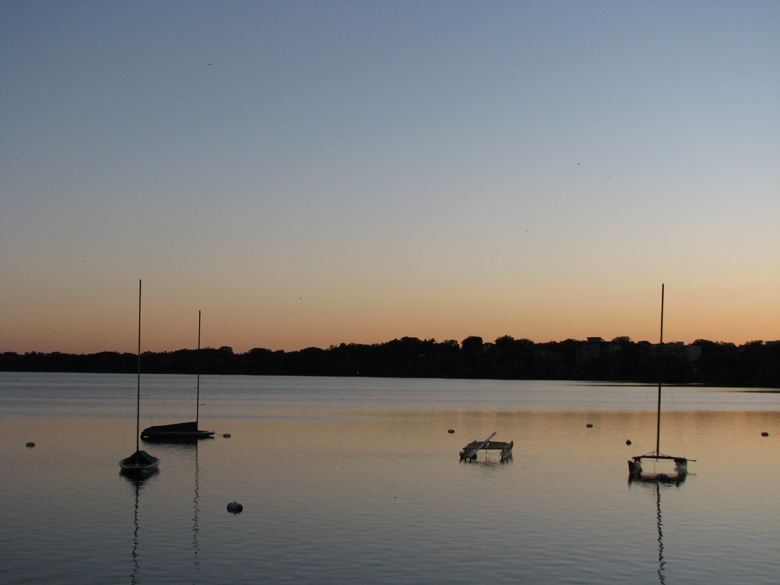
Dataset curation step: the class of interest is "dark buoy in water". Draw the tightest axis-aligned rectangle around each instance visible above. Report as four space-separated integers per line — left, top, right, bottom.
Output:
227 501 243 514
223 433 231 438
448 429 455 434
586 423 593 428
26 442 35 447
625 439 632 446
761 432 769 437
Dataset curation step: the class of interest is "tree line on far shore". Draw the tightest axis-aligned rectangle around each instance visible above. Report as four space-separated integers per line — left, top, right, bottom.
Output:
1 336 778 388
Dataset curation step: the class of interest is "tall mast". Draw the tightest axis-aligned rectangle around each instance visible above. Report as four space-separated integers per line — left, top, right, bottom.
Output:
196 310 201 426
136 280 142 454
656 284 665 456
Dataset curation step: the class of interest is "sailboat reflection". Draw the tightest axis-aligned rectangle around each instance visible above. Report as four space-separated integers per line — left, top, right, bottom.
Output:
191 441 201 579
154 440 203 578
655 483 666 585
123 442 202 584
121 473 156 585
631 481 678 584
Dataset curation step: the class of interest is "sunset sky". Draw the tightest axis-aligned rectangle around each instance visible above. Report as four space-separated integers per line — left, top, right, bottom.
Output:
1 1 778 355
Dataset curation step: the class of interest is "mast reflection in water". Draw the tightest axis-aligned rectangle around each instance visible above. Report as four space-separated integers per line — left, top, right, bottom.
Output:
655 483 665 585
630 480 682 585
191 442 201 580
122 472 157 585
3 375 778 585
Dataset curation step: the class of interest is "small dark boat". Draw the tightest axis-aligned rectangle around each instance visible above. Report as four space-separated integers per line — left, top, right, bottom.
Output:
459 432 513 462
142 311 214 442
120 449 160 473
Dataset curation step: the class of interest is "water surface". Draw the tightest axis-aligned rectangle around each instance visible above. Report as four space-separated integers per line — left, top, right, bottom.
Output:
1 373 778 584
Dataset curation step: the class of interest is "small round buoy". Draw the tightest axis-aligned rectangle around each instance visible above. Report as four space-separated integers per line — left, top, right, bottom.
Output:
448 429 455 434
625 439 632 446
227 501 243 514
586 423 593 428
223 433 231 438
761 432 769 437
26 442 35 448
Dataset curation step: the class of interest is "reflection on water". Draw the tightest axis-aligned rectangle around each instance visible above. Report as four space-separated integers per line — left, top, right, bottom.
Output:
629 480 686 585
1 374 779 585
120 472 157 585
121 442 201 585
191 442 200 581
656 484 666 585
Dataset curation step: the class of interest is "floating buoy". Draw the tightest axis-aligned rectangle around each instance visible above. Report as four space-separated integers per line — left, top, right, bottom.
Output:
227 501 243 514
223 433 231 438
625 439 632 446
586 423 593 428
447 429 455 434
761 432 769 437
26 442 35 447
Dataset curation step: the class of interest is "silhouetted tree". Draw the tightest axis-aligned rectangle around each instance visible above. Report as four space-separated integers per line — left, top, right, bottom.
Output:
1 337 777 387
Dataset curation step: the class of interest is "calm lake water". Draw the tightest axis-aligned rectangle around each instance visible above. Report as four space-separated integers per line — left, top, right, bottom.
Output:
1 373 778 585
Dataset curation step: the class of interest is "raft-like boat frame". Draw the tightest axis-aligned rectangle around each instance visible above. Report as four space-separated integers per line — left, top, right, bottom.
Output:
459 432 513 462
628 454 690 483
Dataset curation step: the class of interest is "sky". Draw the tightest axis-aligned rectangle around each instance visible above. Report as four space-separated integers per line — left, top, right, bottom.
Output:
1 0 778 354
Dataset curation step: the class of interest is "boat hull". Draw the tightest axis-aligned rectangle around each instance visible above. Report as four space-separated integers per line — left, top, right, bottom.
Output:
119 449 160 476
141 421 215 441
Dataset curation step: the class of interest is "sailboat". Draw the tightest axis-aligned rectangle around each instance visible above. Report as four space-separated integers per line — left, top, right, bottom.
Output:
120 280 160 475
141 311 215 441
628 284 693 482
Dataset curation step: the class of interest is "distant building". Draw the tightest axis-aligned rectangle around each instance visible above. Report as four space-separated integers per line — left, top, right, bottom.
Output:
576 337 619 364
534 348 563 367
576 338 702 365
650 341 702 362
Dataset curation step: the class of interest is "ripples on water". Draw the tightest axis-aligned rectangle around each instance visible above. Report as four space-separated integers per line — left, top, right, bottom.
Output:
0 373 778 584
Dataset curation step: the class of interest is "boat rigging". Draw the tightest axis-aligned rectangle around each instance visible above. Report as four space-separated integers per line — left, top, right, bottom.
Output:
141 310 215 442
628 284 694 483
119 280 160 476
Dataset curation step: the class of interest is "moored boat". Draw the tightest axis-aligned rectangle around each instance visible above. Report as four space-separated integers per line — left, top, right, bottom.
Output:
141 311 215 442
628 285 694 483
459 432 513 462
120 281 160 476
120 448 160 473
142 421 214 441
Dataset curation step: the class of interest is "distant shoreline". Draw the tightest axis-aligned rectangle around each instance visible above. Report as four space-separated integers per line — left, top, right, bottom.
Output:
1 371 778 391
2 336 778 388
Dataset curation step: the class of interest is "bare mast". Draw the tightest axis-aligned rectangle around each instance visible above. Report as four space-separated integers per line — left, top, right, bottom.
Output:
136 280 142 454
656 284 665 456
196 310 201 426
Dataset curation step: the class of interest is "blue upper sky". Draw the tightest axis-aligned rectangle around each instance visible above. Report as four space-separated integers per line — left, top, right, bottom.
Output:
1 1 778 353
